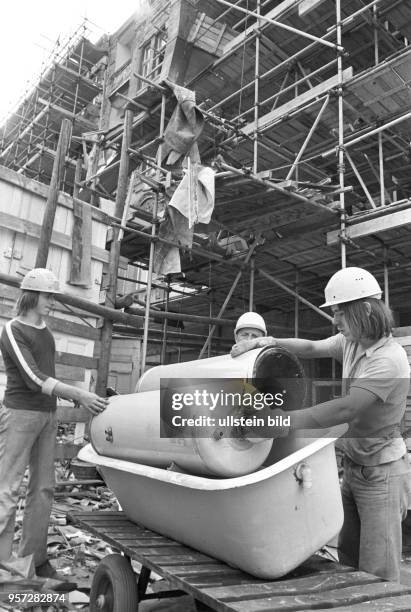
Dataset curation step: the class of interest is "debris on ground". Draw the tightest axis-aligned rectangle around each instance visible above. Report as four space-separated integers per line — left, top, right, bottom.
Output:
0 448 119 612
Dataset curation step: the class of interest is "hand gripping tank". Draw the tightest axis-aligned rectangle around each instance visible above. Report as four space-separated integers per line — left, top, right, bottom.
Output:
90 347 306 477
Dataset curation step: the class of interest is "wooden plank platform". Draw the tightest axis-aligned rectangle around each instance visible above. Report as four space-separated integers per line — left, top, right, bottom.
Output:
68 511 411 611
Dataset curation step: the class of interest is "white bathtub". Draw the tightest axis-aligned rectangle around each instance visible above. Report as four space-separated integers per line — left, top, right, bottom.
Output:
78 424 346 579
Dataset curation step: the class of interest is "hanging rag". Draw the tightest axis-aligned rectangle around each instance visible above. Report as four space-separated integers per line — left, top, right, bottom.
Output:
160 80 205 166
153 163 215 275
153 207 192 275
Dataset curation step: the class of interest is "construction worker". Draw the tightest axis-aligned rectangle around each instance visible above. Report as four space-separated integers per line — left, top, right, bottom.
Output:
234 311 267 343
0 268 108 582
232 267 411 582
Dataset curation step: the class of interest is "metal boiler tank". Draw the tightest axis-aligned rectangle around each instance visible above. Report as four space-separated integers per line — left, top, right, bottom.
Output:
90 346 306 477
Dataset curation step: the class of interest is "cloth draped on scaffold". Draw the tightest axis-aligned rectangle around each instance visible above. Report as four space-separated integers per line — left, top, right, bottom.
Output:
160 80 205 166
154 81 215 275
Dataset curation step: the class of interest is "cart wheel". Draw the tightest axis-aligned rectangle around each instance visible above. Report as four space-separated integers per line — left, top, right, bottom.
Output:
90 553 138 612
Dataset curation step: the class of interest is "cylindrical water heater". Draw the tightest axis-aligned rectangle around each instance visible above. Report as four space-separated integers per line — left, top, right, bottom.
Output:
90 346 305 477
137 346 305 410
90 390 273 477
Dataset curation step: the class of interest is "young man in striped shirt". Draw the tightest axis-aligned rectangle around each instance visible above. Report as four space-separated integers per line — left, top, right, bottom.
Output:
0 268 107 581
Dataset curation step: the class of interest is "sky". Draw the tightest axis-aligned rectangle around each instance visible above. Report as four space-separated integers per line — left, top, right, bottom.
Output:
0 1 150 121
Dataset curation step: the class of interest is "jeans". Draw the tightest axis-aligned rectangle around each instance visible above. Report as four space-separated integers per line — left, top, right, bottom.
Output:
338 453 411 582
0 405 57 566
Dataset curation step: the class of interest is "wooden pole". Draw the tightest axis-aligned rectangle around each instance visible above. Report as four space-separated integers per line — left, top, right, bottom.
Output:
73 157 82 199
35 118 72 268
96 109 134 395
141 92 166 374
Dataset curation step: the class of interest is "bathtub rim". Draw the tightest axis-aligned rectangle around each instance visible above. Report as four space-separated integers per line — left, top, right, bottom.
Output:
78 423 347 491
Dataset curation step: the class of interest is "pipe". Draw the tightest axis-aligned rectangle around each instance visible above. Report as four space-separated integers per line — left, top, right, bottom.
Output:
0 271 236 327
249 257 255 311
322 110 411 158
238 59 336 121
286 95 330 180
345 151 376 209
253 0 261 174
336 0 346 268
257 268 333 322
384 247 389 307
198 241 259 358
216 159 336 215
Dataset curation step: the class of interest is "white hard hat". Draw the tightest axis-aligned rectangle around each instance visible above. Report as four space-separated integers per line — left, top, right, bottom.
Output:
20 268 61 294
321 267 382 308
235 312 267 336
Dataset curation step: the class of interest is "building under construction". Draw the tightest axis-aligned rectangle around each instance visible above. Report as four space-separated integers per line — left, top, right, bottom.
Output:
0 0 411 414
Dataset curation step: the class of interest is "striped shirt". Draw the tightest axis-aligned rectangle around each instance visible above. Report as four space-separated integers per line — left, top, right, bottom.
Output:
0 319 58 411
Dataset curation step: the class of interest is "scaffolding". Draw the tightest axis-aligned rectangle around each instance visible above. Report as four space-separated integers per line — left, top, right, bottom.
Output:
0 20 108 193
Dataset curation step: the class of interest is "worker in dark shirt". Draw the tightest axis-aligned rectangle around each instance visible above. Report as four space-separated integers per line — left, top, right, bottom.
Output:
0 268 108 581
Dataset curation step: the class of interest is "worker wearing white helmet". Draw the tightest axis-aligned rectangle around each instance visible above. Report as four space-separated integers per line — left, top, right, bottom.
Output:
234 311 267 343
232 267 410 582
0 268 108 583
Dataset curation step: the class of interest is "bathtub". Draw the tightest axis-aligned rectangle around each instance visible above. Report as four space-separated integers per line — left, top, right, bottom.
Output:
78 423 346 579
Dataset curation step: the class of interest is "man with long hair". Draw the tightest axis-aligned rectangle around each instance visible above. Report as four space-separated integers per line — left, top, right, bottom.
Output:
232 267 411 582
0 268 108 582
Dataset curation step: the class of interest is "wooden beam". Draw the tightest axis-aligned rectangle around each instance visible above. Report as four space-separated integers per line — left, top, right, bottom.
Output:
55 364 85 381
0 271 144 327
241 69 353 135
0 165 113 226
36 118 73 267
55 351 98 369
327 208 411 245
46 316 100 340
0 210 110 264
97 109 134 395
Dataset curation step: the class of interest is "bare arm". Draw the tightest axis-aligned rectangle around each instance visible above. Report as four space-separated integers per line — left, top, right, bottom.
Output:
290 387 378 429
231 336 333 359
53 382 108 416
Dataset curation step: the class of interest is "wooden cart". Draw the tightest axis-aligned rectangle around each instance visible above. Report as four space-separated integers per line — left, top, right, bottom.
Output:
68 510 411 612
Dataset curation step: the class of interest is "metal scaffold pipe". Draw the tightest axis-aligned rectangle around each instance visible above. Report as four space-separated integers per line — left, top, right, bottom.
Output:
198 241 259 359
336 0 346 268
322 110 411 158
215 159 337 215
257 269 333 323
